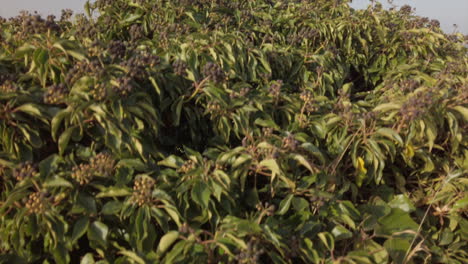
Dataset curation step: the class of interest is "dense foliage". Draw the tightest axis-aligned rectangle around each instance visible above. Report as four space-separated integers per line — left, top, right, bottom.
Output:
0 0 467 263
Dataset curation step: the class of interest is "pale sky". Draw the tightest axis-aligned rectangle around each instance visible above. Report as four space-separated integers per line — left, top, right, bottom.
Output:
350 0 468 34
0 0 466 34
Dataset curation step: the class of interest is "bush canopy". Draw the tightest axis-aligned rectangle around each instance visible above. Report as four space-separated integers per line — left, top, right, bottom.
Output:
0 0 467 263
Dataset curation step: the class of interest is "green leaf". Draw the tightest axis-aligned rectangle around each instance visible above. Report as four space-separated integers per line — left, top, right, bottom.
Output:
96 187 132 198
254 118 279 130
276 194 293 215
439 228 454 245
51 107 72 141
191 181 211 208
58 126 77 156
157 231 180 254
66 49 87 61
80 253 95 264
318 232 334 251
158 155 184 169
292 154 315 173
331 224 353 240
52 244 70 264
451 106 468 121
162 240 186 263
383 237 411 264
53 40 87 61
14 103 46 121
0 158 14 167
0 188 30 214
18 125 43 148
101 201 123 215
300 143 326 164
75 192 97 214
388 194 416 213
118 250 145 264
375 128 403 145
373 103 401 113
33 48 49 65
87 221 109 247
376 209 418 236
15 43 36 57
117 159 147 170
232 154 252 168
121 13 143 25
452 196 468 211
39 154 61 179
339 201 361 220
171 97 184 126
163 206 182 227
262 225 281 247
355 239 388 264
258 54 271 73
292 197 309 211
72 216 89 243
43 176 73 188
424 120 437 151
258 159 281 182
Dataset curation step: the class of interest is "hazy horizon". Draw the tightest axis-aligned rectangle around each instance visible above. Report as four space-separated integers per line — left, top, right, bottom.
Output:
0 0 466 34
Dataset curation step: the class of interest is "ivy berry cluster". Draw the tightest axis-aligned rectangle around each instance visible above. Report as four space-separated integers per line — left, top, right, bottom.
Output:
131 177 156 207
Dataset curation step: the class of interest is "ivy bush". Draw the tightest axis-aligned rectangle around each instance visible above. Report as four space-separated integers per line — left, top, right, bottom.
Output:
0 0 467 263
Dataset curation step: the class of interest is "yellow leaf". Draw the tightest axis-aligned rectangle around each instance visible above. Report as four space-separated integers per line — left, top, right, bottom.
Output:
357 157 367 174
404 144 414 159
356 157 367 187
